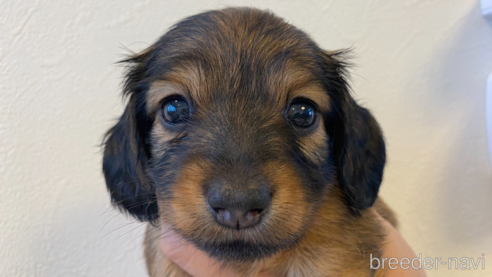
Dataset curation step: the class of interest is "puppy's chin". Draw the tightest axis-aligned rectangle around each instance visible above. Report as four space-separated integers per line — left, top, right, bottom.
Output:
192 239 292 262
171 219 303 262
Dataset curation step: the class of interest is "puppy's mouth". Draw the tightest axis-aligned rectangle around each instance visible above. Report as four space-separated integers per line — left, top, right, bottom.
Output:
181 222 300 262
193 238 288 262
165 205 302 261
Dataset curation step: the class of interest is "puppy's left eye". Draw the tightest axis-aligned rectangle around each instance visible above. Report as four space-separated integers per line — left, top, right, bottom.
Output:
161 97 190 124
287 101 317 128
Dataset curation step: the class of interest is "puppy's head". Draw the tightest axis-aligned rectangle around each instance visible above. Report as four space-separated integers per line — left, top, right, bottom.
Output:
103 8 385 261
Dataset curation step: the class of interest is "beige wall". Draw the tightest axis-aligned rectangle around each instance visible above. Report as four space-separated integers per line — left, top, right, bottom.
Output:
1 0 491 276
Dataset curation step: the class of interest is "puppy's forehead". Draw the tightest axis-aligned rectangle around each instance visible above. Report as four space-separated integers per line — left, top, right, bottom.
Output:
145 8 330 115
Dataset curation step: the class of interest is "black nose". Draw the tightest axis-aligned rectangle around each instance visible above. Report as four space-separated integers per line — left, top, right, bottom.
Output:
207 180 271 230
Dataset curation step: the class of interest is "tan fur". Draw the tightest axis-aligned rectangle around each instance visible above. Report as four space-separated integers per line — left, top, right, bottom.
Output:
145 191 396 277
297 118 329 165
146 81 189 116
373 198 398 229
164 159 215 238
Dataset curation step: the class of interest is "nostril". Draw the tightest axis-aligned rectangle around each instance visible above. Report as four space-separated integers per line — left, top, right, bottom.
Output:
245 209 261 221
247 209 262 216
214 208 233 223
212 207 225 214
206 180 272 229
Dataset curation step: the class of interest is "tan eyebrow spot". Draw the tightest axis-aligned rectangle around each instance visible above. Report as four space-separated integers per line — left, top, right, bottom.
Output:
266 59 331 113
146 81 188 115
146 62 204 115
290 84 331 113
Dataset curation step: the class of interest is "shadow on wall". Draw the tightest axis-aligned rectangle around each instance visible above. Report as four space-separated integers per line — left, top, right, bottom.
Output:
417 3 492 244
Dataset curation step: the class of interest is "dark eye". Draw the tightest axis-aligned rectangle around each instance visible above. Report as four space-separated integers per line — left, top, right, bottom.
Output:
287 101 317 128
161 97 190 124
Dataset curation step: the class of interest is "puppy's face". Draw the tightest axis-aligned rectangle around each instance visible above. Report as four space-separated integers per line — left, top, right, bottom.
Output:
103 8 385 261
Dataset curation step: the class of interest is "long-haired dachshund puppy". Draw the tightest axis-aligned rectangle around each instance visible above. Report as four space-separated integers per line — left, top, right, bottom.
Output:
103 7 397 277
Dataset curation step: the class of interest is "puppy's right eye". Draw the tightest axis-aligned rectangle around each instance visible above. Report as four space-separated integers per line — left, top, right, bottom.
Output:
161 97 190 124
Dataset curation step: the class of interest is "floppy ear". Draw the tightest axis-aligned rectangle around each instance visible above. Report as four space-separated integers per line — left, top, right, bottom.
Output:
103 99 158 222
321 51 386 214
338 100 386 213
103 47 159 222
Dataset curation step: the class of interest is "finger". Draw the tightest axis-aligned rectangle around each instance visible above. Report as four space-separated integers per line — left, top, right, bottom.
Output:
373 211 427 277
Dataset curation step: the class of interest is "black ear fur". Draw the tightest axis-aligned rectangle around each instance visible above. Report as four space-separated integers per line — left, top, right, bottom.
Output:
338 101 386 213
321 51 386 214
103 100 158 222
102 48 158 223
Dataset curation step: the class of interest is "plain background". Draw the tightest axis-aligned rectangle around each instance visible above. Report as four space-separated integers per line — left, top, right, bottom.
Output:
1 0 491 276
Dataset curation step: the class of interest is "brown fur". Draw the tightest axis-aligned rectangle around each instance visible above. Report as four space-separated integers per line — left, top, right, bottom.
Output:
102 7 396 277
144 193 396 277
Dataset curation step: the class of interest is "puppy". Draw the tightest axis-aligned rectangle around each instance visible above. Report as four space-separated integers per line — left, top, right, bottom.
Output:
103 7 397 277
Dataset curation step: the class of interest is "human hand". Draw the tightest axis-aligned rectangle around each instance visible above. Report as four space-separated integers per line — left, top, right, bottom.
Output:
373 211 427 277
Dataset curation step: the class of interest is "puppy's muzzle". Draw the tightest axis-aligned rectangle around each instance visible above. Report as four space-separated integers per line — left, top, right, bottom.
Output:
206 179 271 230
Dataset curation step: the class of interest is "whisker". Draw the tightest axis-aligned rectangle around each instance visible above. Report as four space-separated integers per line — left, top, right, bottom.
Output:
99 221 140 240
101 223 147 247
99 213 121 234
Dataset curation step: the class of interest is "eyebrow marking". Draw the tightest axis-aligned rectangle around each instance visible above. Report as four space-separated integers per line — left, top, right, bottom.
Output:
290 84 331 113
146 81 189 115
265 59 331 113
